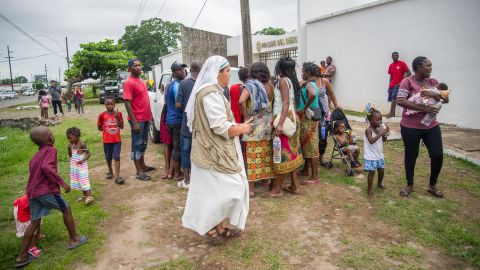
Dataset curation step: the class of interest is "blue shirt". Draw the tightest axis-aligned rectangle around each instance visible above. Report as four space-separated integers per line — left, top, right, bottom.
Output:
166 80 183 125
176 78 195 137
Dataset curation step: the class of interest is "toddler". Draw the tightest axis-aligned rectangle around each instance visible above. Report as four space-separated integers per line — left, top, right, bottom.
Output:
13 194 41 258
67 127 93 205
364 109 389 197
39 90 51 119
334 120 361 168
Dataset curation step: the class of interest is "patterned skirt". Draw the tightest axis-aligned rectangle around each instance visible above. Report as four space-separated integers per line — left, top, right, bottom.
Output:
298 113 319 159
70 153 91 191
272 112 304 175
159 109 172 145
246 140 275 181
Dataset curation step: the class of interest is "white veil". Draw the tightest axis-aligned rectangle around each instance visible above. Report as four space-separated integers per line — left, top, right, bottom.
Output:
185 55 229 132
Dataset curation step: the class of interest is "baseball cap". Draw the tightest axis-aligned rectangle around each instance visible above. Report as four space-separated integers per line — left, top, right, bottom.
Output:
171 61 187 72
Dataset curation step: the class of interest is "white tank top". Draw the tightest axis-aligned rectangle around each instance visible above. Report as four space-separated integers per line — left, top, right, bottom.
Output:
273 77 295 116
363 128 384 160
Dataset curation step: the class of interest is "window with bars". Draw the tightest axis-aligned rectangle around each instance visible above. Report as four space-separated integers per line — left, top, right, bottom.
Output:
259 49 298 62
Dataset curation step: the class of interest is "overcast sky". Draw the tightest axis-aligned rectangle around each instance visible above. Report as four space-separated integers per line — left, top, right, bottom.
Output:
0 0 372 82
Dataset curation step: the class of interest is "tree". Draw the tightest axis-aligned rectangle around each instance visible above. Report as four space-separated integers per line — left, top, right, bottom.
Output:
119 18 182 71
255 27 286 36
14 76 28 83
64 39 136 81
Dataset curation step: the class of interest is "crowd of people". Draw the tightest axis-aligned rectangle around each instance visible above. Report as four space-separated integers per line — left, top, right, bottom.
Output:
13 53 451 266
38 80 86 120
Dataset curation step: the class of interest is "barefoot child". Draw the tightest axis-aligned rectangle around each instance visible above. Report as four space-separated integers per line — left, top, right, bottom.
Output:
334 120 361 168
97 96 125 184
15 126 87 268
364 109 389 197
66 127 94 205
39 90 51 119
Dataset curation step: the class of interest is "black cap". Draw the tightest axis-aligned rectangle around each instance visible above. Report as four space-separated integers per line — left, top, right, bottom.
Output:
171 61 187 72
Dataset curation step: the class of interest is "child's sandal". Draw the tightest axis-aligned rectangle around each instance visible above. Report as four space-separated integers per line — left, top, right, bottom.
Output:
76 196 85 203
85 196 95 205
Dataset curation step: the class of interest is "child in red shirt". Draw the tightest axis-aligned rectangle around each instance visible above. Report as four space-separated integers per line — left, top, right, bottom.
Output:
98 96 125 184
13 194 42 258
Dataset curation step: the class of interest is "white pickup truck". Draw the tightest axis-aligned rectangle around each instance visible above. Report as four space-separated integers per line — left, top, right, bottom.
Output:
148 67 240 143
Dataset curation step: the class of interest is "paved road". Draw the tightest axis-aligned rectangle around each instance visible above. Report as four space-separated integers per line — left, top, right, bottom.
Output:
0 95 38 109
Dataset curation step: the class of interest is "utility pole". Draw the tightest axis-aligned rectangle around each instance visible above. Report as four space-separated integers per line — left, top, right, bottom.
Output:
65 36 70 70
5 46 14 91
44 64 48 87
58 67 61 82
240 0 253 67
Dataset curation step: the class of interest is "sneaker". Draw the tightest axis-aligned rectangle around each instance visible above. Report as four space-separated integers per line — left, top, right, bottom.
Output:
177 179 189 189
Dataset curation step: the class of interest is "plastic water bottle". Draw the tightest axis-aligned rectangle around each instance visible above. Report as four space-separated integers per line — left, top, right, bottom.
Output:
421 102 442 126
273 136 281 164
380 123 390 136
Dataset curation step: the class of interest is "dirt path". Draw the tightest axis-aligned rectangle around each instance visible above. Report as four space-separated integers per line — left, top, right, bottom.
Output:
71 104 477 270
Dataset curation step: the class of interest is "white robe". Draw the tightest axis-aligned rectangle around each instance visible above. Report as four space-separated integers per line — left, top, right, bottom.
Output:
182 91 249 236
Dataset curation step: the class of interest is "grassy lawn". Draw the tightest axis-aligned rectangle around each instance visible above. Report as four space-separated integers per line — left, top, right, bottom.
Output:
0 117 107 269
343 109 368 118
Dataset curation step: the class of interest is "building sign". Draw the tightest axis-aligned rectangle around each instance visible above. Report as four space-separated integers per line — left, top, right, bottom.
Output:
256 36 298 53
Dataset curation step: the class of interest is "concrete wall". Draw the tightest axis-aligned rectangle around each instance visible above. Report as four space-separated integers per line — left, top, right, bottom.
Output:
304 0 480 128
181 26 231 65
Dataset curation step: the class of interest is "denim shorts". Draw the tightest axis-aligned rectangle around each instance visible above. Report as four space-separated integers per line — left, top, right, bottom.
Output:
130 121 149 160
104 142 121 161
180 135 192 169
388 85 399 102
29 194 69 221
363 159 385 171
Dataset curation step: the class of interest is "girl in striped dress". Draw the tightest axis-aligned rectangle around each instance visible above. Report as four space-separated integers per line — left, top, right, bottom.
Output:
66 127 93 205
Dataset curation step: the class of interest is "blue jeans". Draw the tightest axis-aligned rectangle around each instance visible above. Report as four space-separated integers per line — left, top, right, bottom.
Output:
130 121 149 160
388 85 400 102
30 194 69 221
180 135 192 169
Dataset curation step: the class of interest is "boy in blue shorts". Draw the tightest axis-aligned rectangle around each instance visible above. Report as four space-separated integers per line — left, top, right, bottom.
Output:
15 126 87 268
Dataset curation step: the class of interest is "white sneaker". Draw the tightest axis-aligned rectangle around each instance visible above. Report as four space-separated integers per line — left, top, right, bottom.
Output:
177 179 189 189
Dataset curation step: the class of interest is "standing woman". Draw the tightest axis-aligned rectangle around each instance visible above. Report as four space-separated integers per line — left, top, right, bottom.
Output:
268 57 304 197
182 56 252 244
297 62 321 185
239 62 275 197
397 56 448 197
74 85 85 115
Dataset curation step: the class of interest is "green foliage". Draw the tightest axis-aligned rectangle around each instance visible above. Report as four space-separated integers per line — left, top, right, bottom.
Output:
119 18 182 71
33 83 44 90
64 39 135 80
255 27 286 36
1 76 28 84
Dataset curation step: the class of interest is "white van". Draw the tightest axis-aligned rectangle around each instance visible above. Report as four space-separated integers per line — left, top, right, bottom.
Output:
148 67 241 143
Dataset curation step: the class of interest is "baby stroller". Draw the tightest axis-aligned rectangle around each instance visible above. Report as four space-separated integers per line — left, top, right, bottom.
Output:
324 108 355 176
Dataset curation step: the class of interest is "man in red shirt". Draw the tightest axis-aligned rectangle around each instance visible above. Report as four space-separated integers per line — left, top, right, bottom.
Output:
229 67 249 123
386 52 410 118
15 127 86 268
123 58 155 181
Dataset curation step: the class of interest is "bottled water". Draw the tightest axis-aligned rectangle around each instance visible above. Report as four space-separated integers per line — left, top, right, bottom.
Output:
273 136 281 164
380 123 390 136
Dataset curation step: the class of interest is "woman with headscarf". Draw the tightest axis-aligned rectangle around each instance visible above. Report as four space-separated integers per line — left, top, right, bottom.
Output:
239 62 275 197
182 56 252 245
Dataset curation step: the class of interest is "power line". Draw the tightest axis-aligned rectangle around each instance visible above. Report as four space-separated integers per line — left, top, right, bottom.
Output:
192 0 208 28
133 0 144 25
0 51 63 63
155 0 168 18
0 13 64 59
137 0 149 24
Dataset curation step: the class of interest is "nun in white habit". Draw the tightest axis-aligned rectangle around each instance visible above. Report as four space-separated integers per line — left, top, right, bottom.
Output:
182 55 252 244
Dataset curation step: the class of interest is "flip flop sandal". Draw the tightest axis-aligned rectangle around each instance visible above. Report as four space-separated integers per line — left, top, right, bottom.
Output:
85 196 95 205
283 186 300 195
144 166 156 172
160 173 168 179
301 179 320 185
222 228 242 239
207 230 227 246
136 174 151 181
14 254 33 268
105 172 113 179
67 235 88 250
28 246 41 258
262 192 283 198
115 177 125 185
427 188 444 198
76 196 85 203
399 187 413 197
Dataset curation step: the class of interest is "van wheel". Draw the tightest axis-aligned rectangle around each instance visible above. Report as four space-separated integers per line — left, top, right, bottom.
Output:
150 120 161 143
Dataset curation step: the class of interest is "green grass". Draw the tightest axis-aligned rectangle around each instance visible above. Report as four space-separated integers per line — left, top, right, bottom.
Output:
151 257 196 270
343 109 368 118
0 117 107 269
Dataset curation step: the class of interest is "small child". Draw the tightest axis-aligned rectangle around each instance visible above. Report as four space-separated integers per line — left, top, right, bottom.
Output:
39 90 51 119
364 109 389 197
13 194 41 258
66 127 93 205
65 92 72 112
15 126 87 268
334 120 361 168
97 96 125 184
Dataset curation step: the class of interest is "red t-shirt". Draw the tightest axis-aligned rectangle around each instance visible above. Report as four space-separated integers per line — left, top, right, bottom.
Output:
123 76 152 122
13 194 31 222
398 75 439 129
98 111 124 143
388 61 409 88
229 83 243 123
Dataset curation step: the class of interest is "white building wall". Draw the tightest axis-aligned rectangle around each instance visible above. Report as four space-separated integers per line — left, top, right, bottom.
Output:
304 0 480 128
